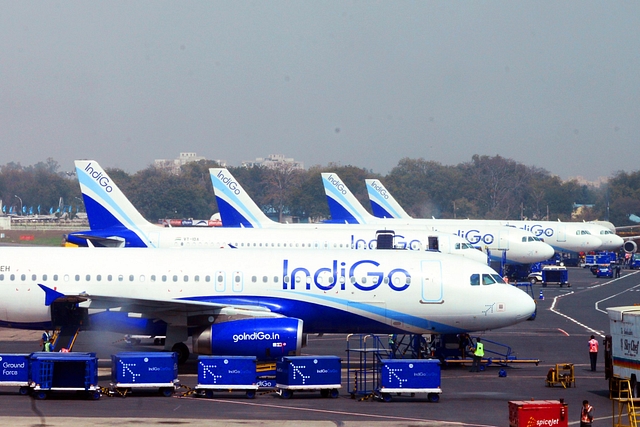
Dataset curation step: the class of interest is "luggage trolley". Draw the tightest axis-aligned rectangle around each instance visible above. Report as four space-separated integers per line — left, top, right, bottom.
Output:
377 358 442 402
195 356 258 399
29 352 100 400
0 354 30 395
110 352 179 397
275 356 341 399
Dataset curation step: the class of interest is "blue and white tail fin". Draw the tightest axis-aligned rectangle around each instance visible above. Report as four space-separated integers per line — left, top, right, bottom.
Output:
320 173 375 225
209 168 278 228
365 179 411 219
74 160 154 247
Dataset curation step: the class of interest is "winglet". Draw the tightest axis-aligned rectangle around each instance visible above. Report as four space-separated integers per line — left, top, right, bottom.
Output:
365 179 411 219
38 284 65 306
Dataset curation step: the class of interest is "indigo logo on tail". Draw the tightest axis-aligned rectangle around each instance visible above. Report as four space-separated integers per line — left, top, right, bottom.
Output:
216 170 241 195
84 162 113 193
370 181 389 199
326 174 347 195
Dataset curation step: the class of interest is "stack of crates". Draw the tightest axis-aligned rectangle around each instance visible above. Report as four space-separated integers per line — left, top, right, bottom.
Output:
195 356 258 398
276 355 341 399
377 359 441 402
29 352 100 400
110 352 179 397
0 354 30 395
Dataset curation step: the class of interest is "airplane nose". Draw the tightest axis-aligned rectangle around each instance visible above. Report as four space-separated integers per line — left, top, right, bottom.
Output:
513 288 536 321
539 243 555 261
600 235 624 251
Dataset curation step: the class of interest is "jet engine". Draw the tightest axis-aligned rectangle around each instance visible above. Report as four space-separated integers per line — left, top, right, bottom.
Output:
624 240 637 253
192 317 305 361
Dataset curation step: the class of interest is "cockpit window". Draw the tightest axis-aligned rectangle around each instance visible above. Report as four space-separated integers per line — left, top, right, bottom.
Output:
491 274 505 284
470 274 480 286
482 274 497 285
577 230 592 235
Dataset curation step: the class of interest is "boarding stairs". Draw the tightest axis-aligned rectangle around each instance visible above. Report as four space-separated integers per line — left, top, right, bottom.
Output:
612 377 640 427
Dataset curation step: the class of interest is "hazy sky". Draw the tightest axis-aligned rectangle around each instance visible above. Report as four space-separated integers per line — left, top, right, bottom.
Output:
1 1 638 181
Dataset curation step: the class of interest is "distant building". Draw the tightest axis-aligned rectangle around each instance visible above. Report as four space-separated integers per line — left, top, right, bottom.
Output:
154 152 227 175
241 154 304 170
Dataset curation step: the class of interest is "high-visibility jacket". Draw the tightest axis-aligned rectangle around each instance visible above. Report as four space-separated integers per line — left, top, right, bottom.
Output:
474 342 484 357
589 339 599 353
581 404 593 423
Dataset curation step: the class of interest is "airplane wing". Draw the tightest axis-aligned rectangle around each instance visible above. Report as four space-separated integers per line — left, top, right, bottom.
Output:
39 284 279 320
65 233 126 248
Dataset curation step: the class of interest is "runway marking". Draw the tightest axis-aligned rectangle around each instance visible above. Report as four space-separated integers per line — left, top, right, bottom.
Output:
550 271 640 338
595 281 640 314
190 397 500 427
558 328 569 336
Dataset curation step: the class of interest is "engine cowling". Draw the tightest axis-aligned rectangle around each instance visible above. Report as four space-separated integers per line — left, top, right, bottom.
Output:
624 240 637 253
192 317 304 361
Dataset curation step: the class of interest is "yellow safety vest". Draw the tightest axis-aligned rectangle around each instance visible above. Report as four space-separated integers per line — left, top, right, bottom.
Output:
474 342 484 357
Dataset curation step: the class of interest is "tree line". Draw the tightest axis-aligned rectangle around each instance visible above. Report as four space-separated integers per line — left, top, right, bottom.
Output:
1 156 639 227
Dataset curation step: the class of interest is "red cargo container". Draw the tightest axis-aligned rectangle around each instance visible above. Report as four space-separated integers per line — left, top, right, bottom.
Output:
509 400 568 427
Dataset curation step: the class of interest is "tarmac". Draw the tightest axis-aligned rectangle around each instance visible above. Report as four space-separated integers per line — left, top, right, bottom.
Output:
0 266 638 426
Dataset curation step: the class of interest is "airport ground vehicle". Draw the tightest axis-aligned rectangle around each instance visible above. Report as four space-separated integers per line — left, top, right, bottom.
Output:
595 265 613 278
606 307 640 396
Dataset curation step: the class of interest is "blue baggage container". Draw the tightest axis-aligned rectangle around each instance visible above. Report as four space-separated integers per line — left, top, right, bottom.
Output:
0 354 30 395
276 356 341 399
378 359 442 402
196 356 258 398
29 352 100 400
111 352 179 397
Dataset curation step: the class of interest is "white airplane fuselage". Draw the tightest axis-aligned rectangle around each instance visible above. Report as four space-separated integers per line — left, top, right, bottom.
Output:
0 247 535 335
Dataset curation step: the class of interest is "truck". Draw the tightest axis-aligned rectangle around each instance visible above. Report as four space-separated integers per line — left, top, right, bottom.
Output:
630 253 640 270
606 306 640 396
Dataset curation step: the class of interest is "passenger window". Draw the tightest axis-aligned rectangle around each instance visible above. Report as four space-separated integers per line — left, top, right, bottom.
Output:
205 275 211 282
0 274 3 280
151 275 156 282
172 275 178 282
107 275 112 281
470 274 480 286
86 274 90 281
273 276 278 283
118 275 123 282
139 275 145 282
194 275 199 282
129 274 134 281
96 275 101 281
263 276 268 283
162 275 167 282
183 275 188 282
10 274 15 281
252 276 257 283
32 274 37 281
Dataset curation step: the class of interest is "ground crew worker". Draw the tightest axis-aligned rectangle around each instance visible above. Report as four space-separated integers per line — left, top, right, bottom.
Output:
470 338 484 372
43 338 52 352
40 331 50 351
580 400 594 426
588 335 599 371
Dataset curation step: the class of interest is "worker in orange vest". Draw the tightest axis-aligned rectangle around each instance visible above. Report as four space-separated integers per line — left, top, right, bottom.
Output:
580 400 594 426
588 335 599 372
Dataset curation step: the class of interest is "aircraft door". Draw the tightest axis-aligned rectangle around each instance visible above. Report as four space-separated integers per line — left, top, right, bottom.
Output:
420 260 443 303
497 230 509 250
215 270 226 292
556 225 566 242
232 271 243 293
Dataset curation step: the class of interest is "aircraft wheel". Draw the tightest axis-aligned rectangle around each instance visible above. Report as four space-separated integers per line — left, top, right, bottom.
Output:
171 342 190 364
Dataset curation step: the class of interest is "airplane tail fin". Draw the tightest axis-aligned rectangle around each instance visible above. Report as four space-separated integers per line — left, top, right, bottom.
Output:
365 179 411 219
209 168 277 228
74 160 154 246
320 173 374 224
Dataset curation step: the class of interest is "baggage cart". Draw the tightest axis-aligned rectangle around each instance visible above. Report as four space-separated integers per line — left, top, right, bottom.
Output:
110 352 179 397
544 363 575 388
509 400 568 427
195 356 258 398
29 352 100 400
377 359 442 402
276 356 341 399
542 265 569 287
0 353 30 395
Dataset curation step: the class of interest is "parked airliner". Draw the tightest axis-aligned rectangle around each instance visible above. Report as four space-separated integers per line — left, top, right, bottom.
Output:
364 178 609 255
316 173 555 265
0 246 535 362
66 161 486 264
